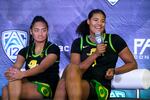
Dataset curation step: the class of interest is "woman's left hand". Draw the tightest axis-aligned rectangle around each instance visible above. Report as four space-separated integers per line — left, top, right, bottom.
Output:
105 68 115 80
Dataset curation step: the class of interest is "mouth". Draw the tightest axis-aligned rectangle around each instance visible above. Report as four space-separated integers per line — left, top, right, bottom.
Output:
95 27 102 32
95 25 102 29
95 25 104 31
38 36 44 39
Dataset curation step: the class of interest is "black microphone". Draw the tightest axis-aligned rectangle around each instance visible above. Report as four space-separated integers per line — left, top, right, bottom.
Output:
95 32 104 56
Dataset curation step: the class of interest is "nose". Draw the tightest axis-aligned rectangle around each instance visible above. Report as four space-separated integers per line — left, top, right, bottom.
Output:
97 20 102 25
38 30 43 35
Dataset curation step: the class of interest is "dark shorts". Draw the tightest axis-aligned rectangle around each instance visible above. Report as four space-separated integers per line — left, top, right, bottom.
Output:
87 80 110 100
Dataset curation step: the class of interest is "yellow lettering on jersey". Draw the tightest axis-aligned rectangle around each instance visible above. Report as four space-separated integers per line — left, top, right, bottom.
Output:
28 60 37 69
87 48 96 67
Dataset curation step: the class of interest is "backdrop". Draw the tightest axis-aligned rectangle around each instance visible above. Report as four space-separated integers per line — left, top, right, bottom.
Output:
0 0 150 99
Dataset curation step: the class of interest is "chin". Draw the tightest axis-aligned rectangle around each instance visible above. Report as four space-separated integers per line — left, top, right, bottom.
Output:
35 40 46 43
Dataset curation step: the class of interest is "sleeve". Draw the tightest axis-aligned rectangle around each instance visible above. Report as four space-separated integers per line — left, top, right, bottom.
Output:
71 38 81 54
111 34 127 53
47 44 60 58
18 47 28 58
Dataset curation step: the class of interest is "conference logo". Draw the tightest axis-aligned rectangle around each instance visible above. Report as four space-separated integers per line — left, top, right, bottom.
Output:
2 30 28 62
110 90 126 97
134 38 150 60
59 45 70 52
106 0 119 6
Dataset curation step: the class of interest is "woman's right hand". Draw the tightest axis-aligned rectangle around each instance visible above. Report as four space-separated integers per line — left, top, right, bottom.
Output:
5 67 15 81
95 43 107 56
5 67 22 81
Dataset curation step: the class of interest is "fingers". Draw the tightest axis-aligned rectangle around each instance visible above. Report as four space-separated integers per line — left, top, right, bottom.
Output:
105 68 115 80
4 67 18 81
96 43 107 55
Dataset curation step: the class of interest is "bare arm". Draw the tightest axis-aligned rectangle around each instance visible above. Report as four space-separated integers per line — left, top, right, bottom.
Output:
70 52 98 73
5 55 25 80
8 53 58 80
115 47 137 75
22 53 57 77
13 55 26 69
70 44 106 74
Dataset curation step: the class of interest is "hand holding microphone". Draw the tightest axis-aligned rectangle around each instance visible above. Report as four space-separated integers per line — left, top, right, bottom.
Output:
95 32 106 56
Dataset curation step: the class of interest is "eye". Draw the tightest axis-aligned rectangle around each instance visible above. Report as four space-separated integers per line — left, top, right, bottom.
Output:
93 18 99 21
94 19 98 21
101 19 105 23
33 29 39 32
41 28 47 33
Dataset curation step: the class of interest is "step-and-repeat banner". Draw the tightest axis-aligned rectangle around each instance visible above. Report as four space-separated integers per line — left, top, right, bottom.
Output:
0 0 150 99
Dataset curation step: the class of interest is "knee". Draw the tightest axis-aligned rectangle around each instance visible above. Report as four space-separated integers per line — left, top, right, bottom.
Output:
57 79 66 90
66 63 81 78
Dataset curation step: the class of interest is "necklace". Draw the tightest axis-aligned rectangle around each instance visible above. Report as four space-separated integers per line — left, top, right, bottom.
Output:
88 33 105 43
31 43 44 57
88 35 96 42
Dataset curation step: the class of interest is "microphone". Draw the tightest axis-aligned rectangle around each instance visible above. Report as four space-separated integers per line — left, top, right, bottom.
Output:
95 32 104 44
95 32 104 56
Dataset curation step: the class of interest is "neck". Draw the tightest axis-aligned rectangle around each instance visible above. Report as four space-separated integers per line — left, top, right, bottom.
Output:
34 42 46 54
88 34 96 42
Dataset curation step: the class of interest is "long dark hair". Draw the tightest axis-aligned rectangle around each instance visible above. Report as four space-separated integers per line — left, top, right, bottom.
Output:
76 9 106 37
29 16 49 45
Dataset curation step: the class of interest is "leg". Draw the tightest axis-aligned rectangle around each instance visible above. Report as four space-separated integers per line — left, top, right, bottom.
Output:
20 81 43 99
8 80 22 100
81 80 90 100
54 79 67 100
65 64 82 100
54 64 90 100
2 86 8 100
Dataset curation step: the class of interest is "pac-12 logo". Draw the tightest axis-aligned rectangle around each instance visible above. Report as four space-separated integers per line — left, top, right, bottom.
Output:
134 39 150 60
106 0 119 6
2 30 28 63
110 90 126 97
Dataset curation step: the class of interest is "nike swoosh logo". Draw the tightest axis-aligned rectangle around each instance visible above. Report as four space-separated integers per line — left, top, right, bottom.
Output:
83 46 89 49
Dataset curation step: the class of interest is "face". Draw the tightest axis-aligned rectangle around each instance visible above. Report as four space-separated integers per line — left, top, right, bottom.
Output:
87 13 105 35
30 21 48 43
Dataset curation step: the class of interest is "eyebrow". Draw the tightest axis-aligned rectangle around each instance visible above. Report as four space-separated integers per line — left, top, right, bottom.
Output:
92 17 105 20
33 27 47 29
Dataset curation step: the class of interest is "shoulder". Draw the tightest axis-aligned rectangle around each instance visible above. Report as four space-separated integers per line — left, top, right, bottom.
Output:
108 33 127 53
73 37 81 43
19 46 29 53
71 37 83 53
46 42 60 55
72 37 83 44
18 46 29 57
48 42 59 50
106 33 126 43
111 34 124 40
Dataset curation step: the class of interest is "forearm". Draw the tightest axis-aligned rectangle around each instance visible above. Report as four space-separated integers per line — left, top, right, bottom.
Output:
115 62 137 75
79 52 99 73
12 55 25 70
12 64 21 70
115 47 138 75
22 54 57 78
22 65 46 78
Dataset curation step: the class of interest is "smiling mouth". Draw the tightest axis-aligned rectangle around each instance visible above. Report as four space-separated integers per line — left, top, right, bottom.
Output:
95 28 101 32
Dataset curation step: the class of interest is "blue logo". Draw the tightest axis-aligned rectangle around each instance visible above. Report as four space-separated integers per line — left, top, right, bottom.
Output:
110 90 126 97
2 30 28 62
106 0 119 6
